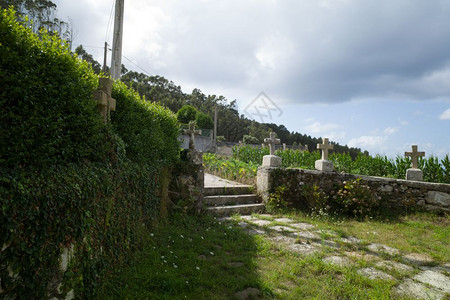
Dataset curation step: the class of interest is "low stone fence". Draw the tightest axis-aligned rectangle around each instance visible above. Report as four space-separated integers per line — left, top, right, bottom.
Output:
257 167 450 214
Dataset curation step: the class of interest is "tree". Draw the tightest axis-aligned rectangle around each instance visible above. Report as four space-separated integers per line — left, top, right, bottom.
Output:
195 112 213 129
176 105 197 124
243 135 259 144
74 45 102 74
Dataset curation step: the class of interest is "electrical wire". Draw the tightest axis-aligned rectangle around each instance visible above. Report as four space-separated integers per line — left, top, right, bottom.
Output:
105 0 116 44
122 55 152 76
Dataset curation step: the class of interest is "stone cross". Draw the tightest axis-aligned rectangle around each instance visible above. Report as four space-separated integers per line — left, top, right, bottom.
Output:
264 132 280 155
283 143 287 151
184 121 201 150
405 145 425 169
317 138 333 160
93 78 116 123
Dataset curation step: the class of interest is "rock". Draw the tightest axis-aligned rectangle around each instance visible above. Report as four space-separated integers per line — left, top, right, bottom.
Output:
375 261 414 273
286 243 320 255
235 287 262 300
395 279 444 300
378 185 394 193
339 236 362 244
357 267 395 280
251 220 272 226
274 218 294 223
288 231 320 240
269 225 297 233
245 228 265 235
426 191 450 207
345 251 379 262
367 243 400 256
267 235 296 244
403 253 434 266
413 270 450 293
290 222 315 230
323 256 352 267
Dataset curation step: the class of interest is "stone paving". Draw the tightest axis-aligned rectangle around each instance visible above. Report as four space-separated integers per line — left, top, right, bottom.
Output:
220 214 450 300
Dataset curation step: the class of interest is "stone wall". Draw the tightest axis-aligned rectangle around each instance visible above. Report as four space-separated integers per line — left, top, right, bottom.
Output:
257 167 450 213
169 149 204 213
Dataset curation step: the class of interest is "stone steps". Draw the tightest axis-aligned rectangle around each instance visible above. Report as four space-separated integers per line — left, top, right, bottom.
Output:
204 185 252 196
206 203 265 216
204 194 260 206
204 178 264 216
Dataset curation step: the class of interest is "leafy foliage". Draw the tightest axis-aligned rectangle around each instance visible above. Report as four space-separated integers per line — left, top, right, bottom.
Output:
203 153 258 185
195 111 213 129
1 9 180 298
112 81 180 166
176 104 198 124
242 134 259 144
232 146 450 184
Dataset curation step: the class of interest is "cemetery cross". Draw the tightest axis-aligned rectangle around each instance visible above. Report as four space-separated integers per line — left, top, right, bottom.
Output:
184 121 201 150
317 138 333 161
405 145 425 169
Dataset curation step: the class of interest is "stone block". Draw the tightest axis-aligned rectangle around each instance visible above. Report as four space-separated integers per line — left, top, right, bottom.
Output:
109 97 116 111
262 155 281 167
93 90 107 107
315 159 334 172
99 77 113 95
406 168 423 181
426 191 450 207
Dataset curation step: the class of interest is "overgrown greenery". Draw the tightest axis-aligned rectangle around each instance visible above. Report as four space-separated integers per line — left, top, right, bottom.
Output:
0 8 180 298
98 212 449 298
203 153 258 185
230 145 450 184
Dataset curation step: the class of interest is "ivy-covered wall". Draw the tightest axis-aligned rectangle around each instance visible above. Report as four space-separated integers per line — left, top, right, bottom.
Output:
257 167 450 217
0 8 180 299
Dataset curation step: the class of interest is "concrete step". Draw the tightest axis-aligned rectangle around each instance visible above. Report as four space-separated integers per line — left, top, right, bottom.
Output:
206 203 265 216
204 185 253 196
204 194 260 206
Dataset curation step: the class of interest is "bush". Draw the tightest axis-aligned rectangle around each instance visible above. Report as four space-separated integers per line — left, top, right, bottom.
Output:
242 135 259 144
0 8 107 168
0 9 180 298
112 81 180 166
176 105 197 124
195 111 213 129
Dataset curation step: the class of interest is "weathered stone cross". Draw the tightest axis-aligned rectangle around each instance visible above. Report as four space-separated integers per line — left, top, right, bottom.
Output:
264 132 280 155
93 78 116 123
184 121 201 150
405 145 425 169
317 138 333 160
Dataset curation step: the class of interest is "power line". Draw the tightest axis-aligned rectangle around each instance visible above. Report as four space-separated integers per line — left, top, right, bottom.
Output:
105 0 116 44
122 55 152 76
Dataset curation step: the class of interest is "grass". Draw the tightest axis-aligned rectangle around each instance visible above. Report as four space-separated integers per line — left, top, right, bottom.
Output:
97 211 448 299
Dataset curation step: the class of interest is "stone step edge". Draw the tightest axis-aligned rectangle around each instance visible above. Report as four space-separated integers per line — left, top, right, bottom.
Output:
204 186 253 196
206 203 265 216
204 194 260 206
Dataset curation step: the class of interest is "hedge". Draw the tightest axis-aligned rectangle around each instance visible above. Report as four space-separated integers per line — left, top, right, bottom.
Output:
0 8 180 298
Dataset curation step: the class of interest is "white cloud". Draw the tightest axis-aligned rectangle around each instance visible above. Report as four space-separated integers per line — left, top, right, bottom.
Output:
348 136 385 149
305 122 340 133
439 108 450 120
384 127 399 135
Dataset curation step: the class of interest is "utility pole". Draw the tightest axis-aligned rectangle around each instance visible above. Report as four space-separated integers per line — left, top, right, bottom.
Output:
111 0 124 80
103 42 108 74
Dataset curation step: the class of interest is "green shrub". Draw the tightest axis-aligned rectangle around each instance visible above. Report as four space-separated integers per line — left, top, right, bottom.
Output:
331 179 379 218
242 135 259 144
0 8 107 168
176 104 197 124
112 81 180 166
195 111 213 129
0 9 180 299
267 185 289 212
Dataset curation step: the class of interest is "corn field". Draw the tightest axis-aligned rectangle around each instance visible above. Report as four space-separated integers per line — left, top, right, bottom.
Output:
225 145 450 184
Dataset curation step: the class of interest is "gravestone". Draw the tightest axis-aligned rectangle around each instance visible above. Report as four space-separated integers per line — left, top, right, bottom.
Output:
283 143 287 151
262 132 282 167
405 145 425 181
93 78 116 123
315 138 334 172
183 121 201 151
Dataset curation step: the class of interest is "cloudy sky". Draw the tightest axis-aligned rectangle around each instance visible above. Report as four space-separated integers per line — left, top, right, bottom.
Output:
54 0 450 158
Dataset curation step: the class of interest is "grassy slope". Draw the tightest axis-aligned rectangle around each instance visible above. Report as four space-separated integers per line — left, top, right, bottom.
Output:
98 212 448 299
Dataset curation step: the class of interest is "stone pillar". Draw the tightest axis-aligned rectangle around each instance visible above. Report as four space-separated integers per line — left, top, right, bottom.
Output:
262 132 282 167
256 166 271 203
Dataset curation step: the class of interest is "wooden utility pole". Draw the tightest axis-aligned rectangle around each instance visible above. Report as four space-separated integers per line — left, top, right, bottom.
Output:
111 0 124 80
103 42 108 73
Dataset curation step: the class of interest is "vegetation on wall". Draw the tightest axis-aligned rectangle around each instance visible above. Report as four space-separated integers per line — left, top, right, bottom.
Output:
0 8 180 298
